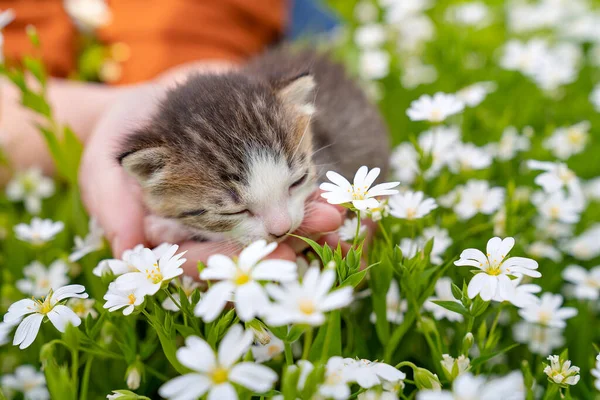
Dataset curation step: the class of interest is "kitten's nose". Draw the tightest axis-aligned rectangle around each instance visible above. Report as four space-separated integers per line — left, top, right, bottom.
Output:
264 211 292 239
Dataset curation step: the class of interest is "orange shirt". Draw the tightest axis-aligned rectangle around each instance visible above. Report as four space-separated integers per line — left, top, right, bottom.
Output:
2 0 286 84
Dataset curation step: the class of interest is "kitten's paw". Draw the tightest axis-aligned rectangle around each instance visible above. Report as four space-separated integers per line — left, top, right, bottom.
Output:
144 215 193 246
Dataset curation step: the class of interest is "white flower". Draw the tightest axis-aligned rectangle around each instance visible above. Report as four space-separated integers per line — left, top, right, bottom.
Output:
544 355 580 386
338 217 367 242
251 333 284 363
359 49 391 80
195 240 296 322
161 276 200 311
126 366 141 390
14 218 64 245
4 285 88 349
518 293 577 328
591 354 600 391
500 39 549 75
562 265 600 300
535 217 574 240
115 244 186 297
447 143 492 173
320 166 400 211
488 126 530 161
445 2 491 28
354 1 379 24
454 180 505 220
543 121 590 160
591 84 600 112
440 354 470 379
406 92 465 123
370 280 407 324
93 243 170 277
67 298 98 319
1 365 49 400
354 24 387 49
388 190 437 220
343 358 406 389
401 58 438 89
394 14 435 52
418 372 525 400
367 201 390 222
422 226 453 265
455 237 541 301
16 260 69 297
493 274 541 308
527 160 583 199
69 218 105 262
424 277 464 322
5 168 54 214
316 357 353 399
563 224 600 260
533 191 582 224
527 241 562 262
399 237 421 259
103 282 145 316
158 325 277 400
513 321 564 355
456 81 496 107
418 125 461 178
264 266 353 326
64 0 112 32
390 143 420 184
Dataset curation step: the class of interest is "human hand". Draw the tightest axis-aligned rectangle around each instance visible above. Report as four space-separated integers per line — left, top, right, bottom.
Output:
79 75 346 274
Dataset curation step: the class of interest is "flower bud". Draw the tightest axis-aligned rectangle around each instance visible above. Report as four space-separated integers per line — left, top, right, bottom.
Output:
440 354 470 381
414 367 441 390
326 261 337 270
418 316 437 335
246 319 272 345
462 332 474 354
126 364 143 390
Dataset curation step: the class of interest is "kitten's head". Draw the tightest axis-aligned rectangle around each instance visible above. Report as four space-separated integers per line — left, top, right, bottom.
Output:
118 71 317 244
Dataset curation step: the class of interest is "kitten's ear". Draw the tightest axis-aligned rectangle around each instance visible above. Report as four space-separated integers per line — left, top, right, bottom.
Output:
275 72 316 116
118 146 170 185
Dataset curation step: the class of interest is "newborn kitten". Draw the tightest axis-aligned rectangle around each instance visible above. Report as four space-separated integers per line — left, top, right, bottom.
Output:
118 48 390 245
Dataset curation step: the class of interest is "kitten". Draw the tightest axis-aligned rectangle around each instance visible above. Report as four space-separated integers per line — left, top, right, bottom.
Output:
118 48 390 245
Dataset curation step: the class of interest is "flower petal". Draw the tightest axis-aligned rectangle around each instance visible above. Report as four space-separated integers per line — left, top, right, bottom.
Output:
207 383 237 400
218 324 253 368
158 373 211 400
13 313 44 349
194 281 234 322
230 362 278 393
177 336 216 372
239 240 277 271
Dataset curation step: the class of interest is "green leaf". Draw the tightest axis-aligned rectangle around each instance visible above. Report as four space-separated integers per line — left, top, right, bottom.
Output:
431 300 470 317
281 365 300 400
285 325 307 343
451 283 462 301
288 234 323 259
23 56 47 87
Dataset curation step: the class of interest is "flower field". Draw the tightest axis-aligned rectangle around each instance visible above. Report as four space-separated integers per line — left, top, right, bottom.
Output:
2 0 600 399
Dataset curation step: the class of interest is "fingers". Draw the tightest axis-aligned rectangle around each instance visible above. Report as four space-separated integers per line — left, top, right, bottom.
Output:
79 85 163 258
299 201 344 235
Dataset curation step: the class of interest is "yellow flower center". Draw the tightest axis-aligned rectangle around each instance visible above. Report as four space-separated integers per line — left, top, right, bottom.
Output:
22 176 36 193
267 344 280 356
567 129 584 145
430 108 442 122
486 266 502 276
350 185 369 200
39 278 50 288
128 294 136 305
210 367 229 384
146 264 163 284
72 302 87 315
558 168 574 183
539 311 552 324
406 208 416 219
35 296 53 315
298 299 316 315
234 271 250 286
473 198 484 209
549 206 560 219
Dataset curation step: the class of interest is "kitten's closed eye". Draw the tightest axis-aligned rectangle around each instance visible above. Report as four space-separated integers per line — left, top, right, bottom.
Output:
290 172 308 189
178 209 206 218
218 209 251 217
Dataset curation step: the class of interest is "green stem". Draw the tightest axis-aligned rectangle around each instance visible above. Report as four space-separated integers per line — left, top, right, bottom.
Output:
145 365 170 381
377 220 393 247
302 328 314 360
164 289 182 310
71 349 79 400
321 312 336 362
485 306 503 350
79 356 94 400
395 361 419 370
284 342 294 366
353 211 362 248
543 384 560 400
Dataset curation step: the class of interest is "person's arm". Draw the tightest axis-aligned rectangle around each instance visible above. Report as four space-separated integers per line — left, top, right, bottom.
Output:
0 77 130 178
